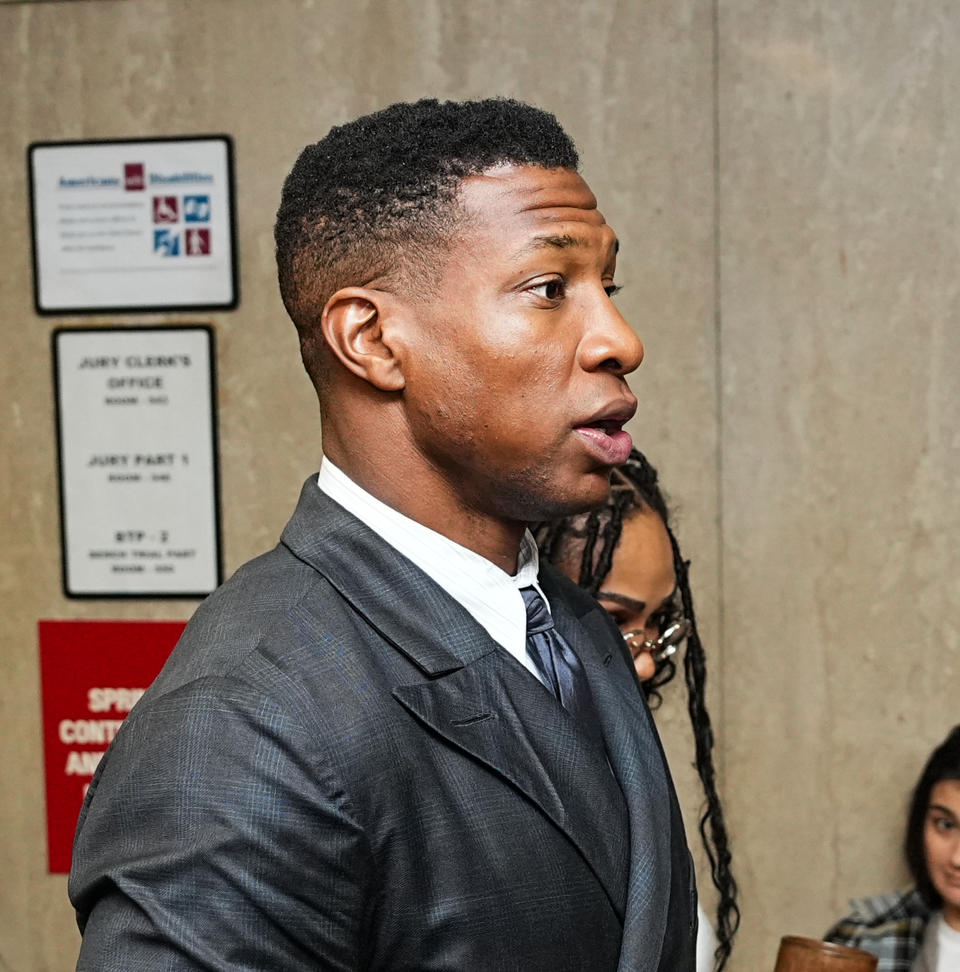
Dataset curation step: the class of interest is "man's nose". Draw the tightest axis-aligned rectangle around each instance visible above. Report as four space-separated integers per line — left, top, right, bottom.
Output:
579 296 645 376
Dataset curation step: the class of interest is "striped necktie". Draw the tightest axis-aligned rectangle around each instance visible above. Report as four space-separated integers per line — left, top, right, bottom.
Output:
521 587 607 754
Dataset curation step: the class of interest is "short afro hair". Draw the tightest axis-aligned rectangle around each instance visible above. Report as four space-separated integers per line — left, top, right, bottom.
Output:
274 97 579 389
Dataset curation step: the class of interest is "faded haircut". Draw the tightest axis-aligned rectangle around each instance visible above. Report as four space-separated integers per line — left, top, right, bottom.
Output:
274 97 578 390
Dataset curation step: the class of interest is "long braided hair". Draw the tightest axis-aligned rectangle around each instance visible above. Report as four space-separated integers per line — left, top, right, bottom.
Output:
534 449 740 971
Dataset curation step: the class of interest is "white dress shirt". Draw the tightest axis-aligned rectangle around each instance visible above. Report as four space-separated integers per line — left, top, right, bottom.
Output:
317 457 548 680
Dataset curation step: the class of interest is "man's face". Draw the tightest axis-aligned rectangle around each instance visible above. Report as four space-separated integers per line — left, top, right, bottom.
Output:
395 164 644 525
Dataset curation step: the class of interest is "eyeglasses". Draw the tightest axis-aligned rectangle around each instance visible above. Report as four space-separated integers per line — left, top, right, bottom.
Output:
622 618 691 663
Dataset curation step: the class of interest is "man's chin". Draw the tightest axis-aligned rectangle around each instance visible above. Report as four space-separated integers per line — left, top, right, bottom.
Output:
520 473 615 524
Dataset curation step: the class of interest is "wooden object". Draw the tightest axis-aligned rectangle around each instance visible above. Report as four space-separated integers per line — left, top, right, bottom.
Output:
774 936 878 971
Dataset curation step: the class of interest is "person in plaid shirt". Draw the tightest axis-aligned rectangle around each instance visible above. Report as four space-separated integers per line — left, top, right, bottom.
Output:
825 726 960 971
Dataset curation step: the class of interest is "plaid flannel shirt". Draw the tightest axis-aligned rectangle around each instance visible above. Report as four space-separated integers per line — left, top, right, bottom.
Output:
824 888 932 972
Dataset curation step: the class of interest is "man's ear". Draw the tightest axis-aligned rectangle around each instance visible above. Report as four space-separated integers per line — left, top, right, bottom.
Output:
321 287 405 392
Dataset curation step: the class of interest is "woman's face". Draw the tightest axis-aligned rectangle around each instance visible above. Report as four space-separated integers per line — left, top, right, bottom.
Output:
924 778 960 929
593 508 678 681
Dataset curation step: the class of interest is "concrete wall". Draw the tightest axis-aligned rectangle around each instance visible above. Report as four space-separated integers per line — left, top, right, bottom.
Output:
719 0 960 950
0 1 956 969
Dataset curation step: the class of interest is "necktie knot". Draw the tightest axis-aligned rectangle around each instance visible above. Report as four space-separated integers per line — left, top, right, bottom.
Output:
520 587 553 635
520 585 607 757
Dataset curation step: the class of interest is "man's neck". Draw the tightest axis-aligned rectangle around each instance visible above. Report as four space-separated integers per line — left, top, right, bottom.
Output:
323 451 526 574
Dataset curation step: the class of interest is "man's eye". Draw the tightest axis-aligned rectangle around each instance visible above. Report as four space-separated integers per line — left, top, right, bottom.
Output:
530 279 565 301
605 284 622 298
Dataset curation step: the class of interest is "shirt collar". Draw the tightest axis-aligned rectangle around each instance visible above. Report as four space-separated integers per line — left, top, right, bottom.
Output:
316 457 545 674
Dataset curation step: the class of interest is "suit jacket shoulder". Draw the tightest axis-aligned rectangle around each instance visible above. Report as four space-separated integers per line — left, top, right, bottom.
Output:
70 478 695 972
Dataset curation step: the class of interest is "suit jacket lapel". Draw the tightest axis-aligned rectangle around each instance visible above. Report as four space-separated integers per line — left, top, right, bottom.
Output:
570 601 675 972
280 480 630 917
393 647 630 919
281 480 477 675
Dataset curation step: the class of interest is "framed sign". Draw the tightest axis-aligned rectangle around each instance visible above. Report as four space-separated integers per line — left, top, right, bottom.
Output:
38 619 186 873
53 325 222 598
29 135 238 314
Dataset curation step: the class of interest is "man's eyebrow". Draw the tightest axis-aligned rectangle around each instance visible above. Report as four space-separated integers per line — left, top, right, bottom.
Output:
524 233 586 251
512 234 620 259
597 590 646 613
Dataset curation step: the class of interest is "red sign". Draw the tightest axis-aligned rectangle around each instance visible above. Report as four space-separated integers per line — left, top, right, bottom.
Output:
38 619 185 873
152 195 179 223
123 162 145 191
185 227 211 255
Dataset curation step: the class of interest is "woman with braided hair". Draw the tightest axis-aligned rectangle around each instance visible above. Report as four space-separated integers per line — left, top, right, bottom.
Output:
534 448 740 972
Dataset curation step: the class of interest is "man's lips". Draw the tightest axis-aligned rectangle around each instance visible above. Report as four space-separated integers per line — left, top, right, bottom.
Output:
573 409 635 466
574 395 638 431
578 418 630 434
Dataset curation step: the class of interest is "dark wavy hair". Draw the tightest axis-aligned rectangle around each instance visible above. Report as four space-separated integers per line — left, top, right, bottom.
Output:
274 97 578 392
534 449 740 971
905 725 960 907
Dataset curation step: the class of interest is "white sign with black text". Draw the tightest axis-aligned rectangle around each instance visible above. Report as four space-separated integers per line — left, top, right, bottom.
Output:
30 136 237 313
54 326 221 597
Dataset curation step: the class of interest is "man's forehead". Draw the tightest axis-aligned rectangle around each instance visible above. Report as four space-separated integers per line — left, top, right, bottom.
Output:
456 164 618 265
459 164 608 227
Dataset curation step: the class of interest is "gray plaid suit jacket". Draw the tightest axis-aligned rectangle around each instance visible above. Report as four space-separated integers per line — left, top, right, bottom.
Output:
70 478 696 971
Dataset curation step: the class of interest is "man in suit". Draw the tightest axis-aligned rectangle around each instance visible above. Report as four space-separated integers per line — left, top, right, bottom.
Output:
70 98 696 971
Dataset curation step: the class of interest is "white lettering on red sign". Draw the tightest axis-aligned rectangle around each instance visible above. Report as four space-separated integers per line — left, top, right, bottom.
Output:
86 687 145 713
58 719 124 745
65 751 105 776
